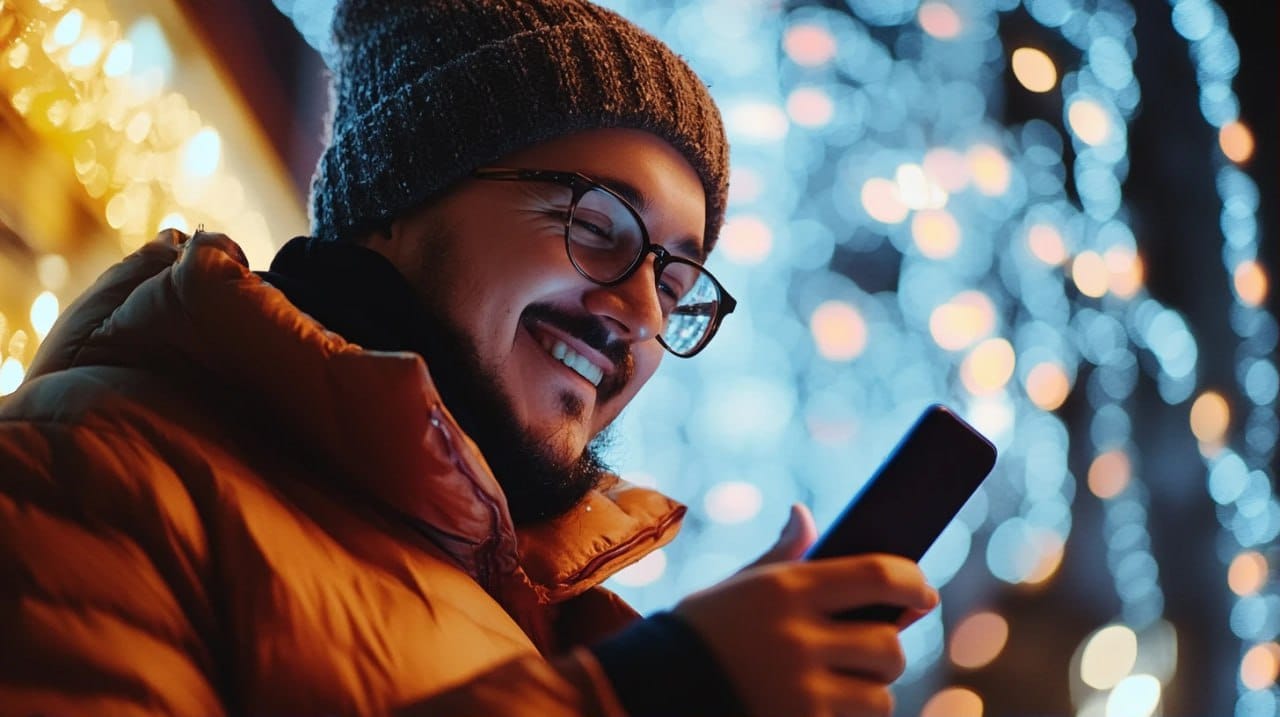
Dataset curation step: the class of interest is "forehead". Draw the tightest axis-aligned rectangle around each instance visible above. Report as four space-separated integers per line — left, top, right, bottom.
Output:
492 128 708 256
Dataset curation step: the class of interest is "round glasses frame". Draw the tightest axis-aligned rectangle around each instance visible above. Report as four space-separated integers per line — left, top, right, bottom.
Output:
472 167 737 357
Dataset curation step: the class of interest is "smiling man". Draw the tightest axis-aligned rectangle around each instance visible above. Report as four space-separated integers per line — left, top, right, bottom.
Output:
0 1 937 716
338 129 720 525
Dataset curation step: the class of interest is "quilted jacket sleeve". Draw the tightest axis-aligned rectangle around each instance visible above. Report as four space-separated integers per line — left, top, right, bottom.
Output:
0 419 228 717
0 417 631 717
394 648 628 717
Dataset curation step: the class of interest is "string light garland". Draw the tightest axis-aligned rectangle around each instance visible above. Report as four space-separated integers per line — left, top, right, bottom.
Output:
0 0 303 394
1167 0 1280 712
8 0 1267 712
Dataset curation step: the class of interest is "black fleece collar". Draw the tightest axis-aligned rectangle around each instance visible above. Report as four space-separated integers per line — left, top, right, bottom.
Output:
258 236 432 356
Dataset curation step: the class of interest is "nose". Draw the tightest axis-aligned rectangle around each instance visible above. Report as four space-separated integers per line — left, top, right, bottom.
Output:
582 255 665 344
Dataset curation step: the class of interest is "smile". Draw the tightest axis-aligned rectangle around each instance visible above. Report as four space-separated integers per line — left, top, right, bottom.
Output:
535 334 606 387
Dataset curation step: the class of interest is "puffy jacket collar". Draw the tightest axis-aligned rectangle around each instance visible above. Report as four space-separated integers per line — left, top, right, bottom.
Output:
28 232 684 619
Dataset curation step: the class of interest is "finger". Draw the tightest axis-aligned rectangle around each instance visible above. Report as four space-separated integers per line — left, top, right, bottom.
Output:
815 623 906 683
817 672 895 717
896 602 937 631
802 555 937 614
744 503 817 570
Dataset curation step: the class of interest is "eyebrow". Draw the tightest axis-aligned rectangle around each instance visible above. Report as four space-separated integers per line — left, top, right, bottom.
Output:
593 173 707 263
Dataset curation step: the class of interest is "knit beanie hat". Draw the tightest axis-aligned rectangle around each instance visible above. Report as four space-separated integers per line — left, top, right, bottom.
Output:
309 0 729 249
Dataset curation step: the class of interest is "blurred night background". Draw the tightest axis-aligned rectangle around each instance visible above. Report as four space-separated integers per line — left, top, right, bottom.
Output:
0 0 1274 715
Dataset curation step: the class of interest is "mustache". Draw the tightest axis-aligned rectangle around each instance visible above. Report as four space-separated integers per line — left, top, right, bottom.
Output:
522 303 635 400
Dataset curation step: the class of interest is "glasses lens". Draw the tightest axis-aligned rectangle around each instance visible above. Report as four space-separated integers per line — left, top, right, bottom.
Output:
659 261 721 355
567 187 644 282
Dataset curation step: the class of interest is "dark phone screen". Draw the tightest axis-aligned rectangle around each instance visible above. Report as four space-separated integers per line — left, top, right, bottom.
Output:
803 405 996 622
805 404 996 562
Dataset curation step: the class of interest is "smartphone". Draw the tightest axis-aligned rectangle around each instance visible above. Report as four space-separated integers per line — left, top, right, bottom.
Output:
804 404 997 622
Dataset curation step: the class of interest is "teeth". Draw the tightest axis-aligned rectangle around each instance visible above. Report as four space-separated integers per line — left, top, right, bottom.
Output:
539 337 604 387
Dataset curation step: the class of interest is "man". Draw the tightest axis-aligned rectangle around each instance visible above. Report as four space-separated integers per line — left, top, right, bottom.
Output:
0 1 937 715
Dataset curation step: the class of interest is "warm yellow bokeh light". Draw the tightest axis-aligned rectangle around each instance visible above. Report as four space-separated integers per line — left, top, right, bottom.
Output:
1088 449 1131 500
1027 223 1068 266
860 178 909 224
1026 362 1071 410
30 291 60 341
912 209 961 259
967 144 1011 196
719 216 773 265
1241 643 1280 690
1233 260 1269 307
1220 121 1255 163
783 25 837 66
0 357 25 396
8 39 31 69
1081 625 1138 690
961 338 1016 395
921 687 983 717
918 2 963 39
1071 251 1108 298
125 111 153 144
8 329 28 360
7 1 315 262
1228 551 1268 597
929 291 996 351
1189 391 1230 445
786 87 835 128
950 612 1009 669
1068 99 1112 146
105 192 130 229
1011 47 1057 93
1105 247 1144 299
811 301 868 362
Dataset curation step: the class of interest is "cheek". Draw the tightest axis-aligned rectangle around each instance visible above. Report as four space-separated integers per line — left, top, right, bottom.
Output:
626 343 665 400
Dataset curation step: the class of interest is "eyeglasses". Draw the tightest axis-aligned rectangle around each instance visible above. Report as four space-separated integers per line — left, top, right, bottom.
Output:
471 168 736 357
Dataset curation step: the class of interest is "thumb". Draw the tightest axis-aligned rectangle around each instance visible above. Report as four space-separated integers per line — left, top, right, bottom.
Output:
744 503 817 570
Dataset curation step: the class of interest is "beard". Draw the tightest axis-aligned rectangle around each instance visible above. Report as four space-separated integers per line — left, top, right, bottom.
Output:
406 245 626 526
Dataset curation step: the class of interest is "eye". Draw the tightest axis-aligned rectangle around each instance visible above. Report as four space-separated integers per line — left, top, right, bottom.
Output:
572 215 610 238
656 278 686 313
567 207 622 250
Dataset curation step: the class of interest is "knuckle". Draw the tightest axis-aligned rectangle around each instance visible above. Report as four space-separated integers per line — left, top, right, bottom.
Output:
751 566 790 600
862 626 905 681
855 624 906 681
784 620 825 662
762 564 807 600
857 556 896 585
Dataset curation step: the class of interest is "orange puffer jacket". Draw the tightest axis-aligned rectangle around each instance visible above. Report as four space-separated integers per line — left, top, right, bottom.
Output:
0 231 686 717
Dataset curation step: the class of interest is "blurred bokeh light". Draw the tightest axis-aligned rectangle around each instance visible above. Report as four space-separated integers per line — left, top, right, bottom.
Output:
2 0 1275 715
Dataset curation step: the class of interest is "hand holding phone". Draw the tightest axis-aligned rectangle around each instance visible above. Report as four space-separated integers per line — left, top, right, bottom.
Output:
804 404 997 622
